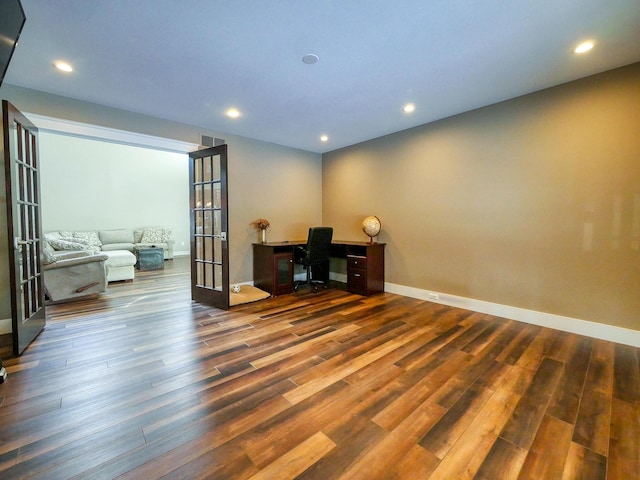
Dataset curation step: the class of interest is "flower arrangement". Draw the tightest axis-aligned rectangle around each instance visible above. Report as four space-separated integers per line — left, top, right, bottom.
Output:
251 218 271 231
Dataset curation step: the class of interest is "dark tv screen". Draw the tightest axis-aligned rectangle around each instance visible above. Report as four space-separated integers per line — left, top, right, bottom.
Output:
0 0 26 88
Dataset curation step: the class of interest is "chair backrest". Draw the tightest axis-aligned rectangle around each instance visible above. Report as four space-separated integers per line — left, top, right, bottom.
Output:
305 227 333 264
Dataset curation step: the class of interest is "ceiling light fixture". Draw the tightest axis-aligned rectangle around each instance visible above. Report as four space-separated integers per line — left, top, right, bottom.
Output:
403 103 415 113
574 41 594 54
302 54 319 65
54 61 73 72
320 135 329 142
225 108 241 118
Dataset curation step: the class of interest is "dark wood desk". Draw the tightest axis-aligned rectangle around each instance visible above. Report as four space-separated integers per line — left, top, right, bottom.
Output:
253 240 385 296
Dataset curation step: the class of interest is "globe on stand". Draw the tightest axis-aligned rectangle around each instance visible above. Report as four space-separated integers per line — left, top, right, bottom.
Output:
362 216 381 244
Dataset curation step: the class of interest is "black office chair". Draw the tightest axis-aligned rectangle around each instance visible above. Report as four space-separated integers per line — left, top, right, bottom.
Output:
293 227 333 292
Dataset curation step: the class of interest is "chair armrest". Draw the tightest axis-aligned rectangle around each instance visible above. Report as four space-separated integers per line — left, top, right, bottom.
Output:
52 250 89 261
293 245 308 262
44 253 108 270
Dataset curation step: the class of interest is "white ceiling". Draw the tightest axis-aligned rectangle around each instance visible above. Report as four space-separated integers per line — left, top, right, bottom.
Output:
5 0 640 153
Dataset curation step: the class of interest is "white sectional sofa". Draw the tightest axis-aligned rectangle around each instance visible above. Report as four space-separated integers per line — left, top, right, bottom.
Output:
45 227 175 259
44 227 174 284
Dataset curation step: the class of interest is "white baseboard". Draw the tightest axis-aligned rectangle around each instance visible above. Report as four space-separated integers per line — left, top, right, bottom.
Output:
229 270 640 348
384 282 640 348
173 251 190 257
0 318 12 335
331 273 348 284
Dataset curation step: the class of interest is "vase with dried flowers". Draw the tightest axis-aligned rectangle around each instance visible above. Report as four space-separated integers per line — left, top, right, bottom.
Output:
251 218 271 243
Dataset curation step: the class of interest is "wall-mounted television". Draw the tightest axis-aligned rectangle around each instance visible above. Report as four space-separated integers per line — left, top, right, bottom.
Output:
0 0 26 88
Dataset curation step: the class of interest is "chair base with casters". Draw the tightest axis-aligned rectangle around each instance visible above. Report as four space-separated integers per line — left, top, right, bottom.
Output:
293 262 330 292
293 226 333 293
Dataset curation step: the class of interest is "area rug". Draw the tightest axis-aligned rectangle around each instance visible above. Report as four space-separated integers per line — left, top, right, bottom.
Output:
229 285 271 306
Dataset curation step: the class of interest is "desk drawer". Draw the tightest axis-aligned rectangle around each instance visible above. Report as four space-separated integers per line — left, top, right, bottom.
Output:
347 268 368 295
347 255 367 270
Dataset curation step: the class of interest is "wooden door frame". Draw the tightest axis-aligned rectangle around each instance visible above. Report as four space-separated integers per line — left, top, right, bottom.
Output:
2 100 46 356
189 145 230 310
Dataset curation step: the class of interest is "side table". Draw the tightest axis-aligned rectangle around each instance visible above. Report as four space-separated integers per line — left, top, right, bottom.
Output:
134 246 164 271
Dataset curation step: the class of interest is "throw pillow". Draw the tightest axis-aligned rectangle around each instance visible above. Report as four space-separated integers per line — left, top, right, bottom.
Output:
44 232 62 241
141 227 172 243
41 240 57 265
48 238 87 252
47 237 101 254
73 231 102 248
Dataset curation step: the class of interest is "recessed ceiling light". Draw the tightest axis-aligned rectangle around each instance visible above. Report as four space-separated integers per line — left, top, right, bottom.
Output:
402 103 415 113
320 135 329 142
225 108 241 118
54 61 73 72
574 41 594 54
302 54 319 65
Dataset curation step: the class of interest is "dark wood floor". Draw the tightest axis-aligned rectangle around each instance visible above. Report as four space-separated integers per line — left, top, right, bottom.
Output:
0 256 638 479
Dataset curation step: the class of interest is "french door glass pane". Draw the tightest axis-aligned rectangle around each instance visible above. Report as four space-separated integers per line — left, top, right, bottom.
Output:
196 262 204 286
214 210 221 235
196 237 203 259
203 156 212 182
195 210 203 234
205 263 214 288
214 264 222 290
195 184 203 208
213 183 221 208
204 210 212 235
204 237 212 262
204 183 212 208
214 237 222 263
194 157 202 182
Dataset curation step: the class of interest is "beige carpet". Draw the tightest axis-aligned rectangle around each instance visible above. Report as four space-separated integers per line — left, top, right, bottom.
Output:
229 285 271 306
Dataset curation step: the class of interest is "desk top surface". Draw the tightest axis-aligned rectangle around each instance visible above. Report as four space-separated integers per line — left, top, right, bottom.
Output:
253 240 385 247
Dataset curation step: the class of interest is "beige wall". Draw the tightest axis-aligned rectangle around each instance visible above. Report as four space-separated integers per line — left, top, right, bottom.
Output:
226 136 322 283
2 63 638 334
323 63 640 330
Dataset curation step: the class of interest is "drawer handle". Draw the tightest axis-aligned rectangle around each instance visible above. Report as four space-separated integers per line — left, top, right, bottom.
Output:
353 273 361 277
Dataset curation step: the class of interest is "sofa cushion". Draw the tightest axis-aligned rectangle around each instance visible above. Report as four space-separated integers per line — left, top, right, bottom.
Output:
99 229 134 244
101 243 134 252
140 227 172 244
103 250 136 267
